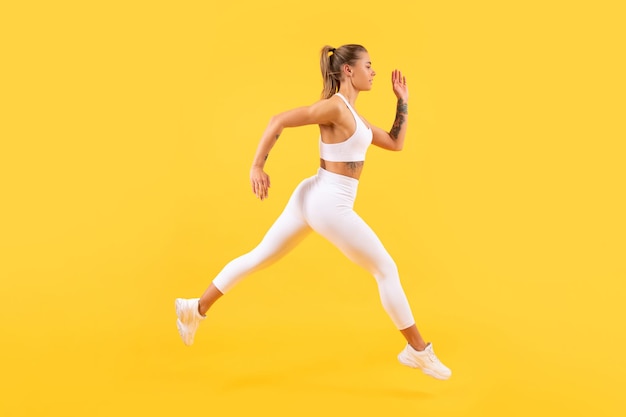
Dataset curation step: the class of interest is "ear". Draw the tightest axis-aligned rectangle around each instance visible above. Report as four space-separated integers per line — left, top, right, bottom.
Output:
342 64 352 77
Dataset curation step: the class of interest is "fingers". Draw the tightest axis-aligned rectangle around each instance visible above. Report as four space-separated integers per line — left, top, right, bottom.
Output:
259 183 269 200
391 69 407 86
254 183 268 200
250 176 270 200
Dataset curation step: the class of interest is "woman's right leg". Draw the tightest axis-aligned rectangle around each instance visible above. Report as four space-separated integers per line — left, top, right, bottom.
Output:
198 208 310 314
176 180 312 346
198 180 313 314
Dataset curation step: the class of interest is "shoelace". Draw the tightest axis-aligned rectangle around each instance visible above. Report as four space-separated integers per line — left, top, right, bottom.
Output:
426 348 440 364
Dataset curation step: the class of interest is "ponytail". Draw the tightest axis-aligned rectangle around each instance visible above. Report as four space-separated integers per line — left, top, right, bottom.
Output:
320 44 367 99
320 45 339 99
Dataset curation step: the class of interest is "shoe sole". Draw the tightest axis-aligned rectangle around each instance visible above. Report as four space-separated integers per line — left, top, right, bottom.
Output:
175 299 194 346
175 299 186 321
398 352 451 380
176 319 193 346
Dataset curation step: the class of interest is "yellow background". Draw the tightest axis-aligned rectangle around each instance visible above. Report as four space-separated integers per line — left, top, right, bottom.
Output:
1 1 625 416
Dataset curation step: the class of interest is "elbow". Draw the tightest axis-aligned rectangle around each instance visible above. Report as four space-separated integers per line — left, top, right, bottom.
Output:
268 115 282 130
387 133 404 151
390 139 404 151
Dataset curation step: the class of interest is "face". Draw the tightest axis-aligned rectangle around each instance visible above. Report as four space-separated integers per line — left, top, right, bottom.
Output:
346 52 376 91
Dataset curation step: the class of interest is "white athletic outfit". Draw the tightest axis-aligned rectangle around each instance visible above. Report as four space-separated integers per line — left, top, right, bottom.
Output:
212 93 415 330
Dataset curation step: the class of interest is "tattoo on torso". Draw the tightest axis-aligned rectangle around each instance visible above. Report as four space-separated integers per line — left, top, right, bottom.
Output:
345 161 364 172
320 159 363 174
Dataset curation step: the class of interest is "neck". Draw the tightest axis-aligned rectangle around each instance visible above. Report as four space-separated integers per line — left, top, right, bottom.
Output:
338 87 360 107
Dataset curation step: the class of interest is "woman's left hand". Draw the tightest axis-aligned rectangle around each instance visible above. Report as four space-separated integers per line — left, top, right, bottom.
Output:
392 69 409 101
250 166 270 201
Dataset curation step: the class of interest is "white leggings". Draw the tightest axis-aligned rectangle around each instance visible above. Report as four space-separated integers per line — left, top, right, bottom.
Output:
212 168 416 330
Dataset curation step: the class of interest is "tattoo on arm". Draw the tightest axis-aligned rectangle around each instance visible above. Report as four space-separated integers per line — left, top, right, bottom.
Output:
264 135 279 162
390 99 408 140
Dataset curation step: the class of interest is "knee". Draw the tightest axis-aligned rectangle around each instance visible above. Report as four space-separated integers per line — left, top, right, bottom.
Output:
373 257 399 283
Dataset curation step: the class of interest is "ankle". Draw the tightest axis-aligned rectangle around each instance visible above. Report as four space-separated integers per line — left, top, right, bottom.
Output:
410 342 427 352
197 302 207 317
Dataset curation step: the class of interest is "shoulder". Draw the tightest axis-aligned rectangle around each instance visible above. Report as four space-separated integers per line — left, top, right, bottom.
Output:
313 95 343 110
308 96 344 123
272 96 344 128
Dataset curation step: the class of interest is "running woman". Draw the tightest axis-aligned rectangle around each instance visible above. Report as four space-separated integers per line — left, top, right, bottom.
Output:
175 44 451 380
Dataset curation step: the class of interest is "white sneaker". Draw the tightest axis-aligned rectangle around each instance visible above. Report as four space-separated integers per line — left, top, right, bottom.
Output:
398 343 452 380
175 298 205 346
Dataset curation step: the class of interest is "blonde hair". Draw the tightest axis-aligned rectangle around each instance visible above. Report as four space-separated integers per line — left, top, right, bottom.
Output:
320 44 368 99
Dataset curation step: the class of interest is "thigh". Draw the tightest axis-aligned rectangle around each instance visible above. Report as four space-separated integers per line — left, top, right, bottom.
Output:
253 209 310 263
252 177 314 262
307 195 395 276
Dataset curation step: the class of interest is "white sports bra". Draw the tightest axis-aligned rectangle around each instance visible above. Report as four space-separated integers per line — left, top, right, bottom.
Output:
319 93 373 162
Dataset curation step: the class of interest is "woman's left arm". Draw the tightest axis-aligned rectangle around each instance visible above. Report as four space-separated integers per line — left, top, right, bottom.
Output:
371 69 409 151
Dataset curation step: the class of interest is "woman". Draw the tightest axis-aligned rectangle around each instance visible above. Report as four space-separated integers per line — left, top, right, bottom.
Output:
175 44 451 380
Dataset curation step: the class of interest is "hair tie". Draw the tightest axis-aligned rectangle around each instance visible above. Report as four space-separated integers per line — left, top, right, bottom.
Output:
329 48 336 54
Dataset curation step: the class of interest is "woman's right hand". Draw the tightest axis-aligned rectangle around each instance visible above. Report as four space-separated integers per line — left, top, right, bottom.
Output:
392 69 409 102
250 166 271 200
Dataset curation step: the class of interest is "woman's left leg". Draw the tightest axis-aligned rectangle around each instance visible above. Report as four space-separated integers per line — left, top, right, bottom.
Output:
309 205 425 346
301 175 422 341
304 174 451 379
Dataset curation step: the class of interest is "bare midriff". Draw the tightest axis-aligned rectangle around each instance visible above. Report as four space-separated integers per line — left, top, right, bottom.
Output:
320 159 364 180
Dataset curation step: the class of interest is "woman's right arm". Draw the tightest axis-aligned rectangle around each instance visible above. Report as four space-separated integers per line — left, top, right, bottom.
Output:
250 99 340 200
